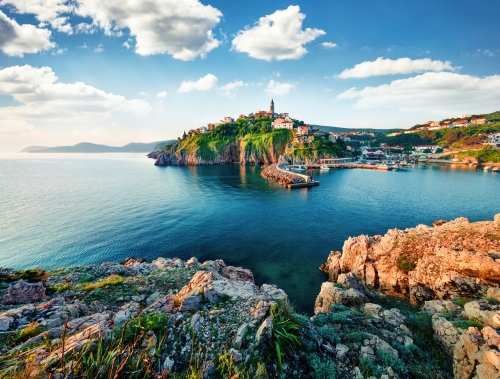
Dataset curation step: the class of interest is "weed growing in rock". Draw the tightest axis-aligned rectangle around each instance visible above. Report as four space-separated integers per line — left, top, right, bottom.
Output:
270 300 302 371
81 274 124 292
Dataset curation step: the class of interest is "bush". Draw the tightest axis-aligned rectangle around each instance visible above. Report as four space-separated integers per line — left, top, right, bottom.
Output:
317 325 340 344
451 319 483 330
377 349 407 376
309 353 337 379
270 301 302 371
359 356 383 378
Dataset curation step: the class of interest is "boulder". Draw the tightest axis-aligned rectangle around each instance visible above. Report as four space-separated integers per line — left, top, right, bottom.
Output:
255 317 273 344
423 300 462 315
2 281 46 304
315 282 368 313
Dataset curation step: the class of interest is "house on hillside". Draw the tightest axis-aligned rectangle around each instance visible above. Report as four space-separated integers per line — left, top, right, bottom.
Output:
361 147 386 159
414 145 440 153
272 118 293 130
471 117 488 125
297 125 310 135
207 123 215 131
223 117 234 124
484 133 500 147
451 119 470 128
387 132 402 137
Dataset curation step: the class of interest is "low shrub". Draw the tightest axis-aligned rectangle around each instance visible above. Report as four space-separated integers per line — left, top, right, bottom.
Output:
308 353 337 379
317 325 340 345
81 274 124 292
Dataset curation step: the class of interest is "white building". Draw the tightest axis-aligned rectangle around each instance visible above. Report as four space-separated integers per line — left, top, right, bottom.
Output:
223 117 234 124
484 133 500 147
272 118 293 130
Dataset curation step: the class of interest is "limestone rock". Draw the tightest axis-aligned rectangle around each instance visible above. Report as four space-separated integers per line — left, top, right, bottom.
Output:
2 281 46 304
255 317 273 344
423 300 462 315
320 214 500 304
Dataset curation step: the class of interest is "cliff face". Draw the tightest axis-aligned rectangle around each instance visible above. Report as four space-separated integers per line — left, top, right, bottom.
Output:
154 131 291 166
320 214 500 304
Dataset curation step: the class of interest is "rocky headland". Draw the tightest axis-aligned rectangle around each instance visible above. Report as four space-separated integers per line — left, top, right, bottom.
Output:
1 214 500 378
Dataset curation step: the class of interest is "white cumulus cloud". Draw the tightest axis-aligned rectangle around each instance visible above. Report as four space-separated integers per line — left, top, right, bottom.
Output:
231 5 325 61
178 74 218 92
337 72 500 114
156 91 167 98
0 10 54 56
338 57 456 79
74 0 222 60
0 0 73 33
0 65 152 124
265 80 294 96
322 42 337 49
216 80 247 97
93 43 103 52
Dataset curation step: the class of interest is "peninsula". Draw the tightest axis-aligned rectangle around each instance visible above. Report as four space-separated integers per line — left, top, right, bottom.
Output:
151 100 349 166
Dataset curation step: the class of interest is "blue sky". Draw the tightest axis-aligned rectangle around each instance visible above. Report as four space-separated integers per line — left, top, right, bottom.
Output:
1 0 500 152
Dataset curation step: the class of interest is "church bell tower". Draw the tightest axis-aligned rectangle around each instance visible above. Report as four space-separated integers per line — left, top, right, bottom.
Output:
270 99 275 116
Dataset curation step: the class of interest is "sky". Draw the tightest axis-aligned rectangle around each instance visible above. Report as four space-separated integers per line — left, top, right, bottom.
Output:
1 0 500 152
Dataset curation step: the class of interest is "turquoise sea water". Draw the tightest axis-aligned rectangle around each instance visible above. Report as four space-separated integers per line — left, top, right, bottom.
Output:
1 153 499 313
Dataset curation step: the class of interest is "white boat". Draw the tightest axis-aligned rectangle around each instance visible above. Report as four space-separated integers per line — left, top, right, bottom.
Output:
484 166 491 171
493 167 500 172
320 165 330 171
291 165 306 171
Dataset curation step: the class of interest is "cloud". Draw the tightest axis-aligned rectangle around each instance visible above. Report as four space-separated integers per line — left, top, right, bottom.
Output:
156 91 167 98
76 22 97 34
231 5 325 61
0 65 152 124
265 80 294 96
74 0 222 60
337 72 500 113
338 57 456 79
78 43 87 49
93 43 103 52
216 80 247 97
0 10 55 56
51 47 66 55
178 74 218 92
0 0 73 33
139 91 148 96
322 42 337 49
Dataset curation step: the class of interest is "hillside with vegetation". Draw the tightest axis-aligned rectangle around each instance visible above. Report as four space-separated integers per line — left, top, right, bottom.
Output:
373 111 500 161
154 117 347 166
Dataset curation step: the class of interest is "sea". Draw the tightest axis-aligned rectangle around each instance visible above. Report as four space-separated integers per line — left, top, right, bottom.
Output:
1 153 499 313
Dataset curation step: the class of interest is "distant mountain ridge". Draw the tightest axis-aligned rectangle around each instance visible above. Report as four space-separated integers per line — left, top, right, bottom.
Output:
21 141 176 153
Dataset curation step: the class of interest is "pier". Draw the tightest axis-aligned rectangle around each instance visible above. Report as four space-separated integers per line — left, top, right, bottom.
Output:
261 164 320 188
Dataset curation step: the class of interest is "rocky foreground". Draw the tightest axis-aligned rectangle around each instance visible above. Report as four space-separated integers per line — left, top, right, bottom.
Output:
1 215 500 378
317 214 500 379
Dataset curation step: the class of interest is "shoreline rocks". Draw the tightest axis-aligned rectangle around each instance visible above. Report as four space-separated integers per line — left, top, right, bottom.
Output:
320 214 500 304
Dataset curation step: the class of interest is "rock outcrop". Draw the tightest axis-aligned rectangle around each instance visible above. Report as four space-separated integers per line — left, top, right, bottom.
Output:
320 214 500 304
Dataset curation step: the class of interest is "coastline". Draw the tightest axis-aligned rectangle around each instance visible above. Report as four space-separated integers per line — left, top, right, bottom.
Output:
2 215 500 378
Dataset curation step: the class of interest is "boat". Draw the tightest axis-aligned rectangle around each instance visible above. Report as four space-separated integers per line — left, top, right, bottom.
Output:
378 164 389 170
484 166 491 171
492 167 500 172
320 165 330 171
469 163 475 167
291 165 306 171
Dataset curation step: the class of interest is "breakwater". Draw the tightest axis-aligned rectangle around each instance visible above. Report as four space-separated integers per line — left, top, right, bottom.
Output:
261 164 306 186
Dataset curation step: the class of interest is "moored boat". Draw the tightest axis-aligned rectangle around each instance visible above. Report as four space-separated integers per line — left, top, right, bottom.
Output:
492 167 500 172
484 166 491 171
320 165 330 171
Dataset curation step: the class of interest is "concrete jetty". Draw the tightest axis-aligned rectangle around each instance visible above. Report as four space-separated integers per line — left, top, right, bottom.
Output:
261 164 319 188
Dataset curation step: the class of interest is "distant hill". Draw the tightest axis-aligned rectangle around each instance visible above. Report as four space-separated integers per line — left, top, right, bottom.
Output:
21 141 176 153
311 125 398 134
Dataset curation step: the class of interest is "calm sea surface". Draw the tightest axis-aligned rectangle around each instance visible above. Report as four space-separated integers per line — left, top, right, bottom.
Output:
1 153 499 313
